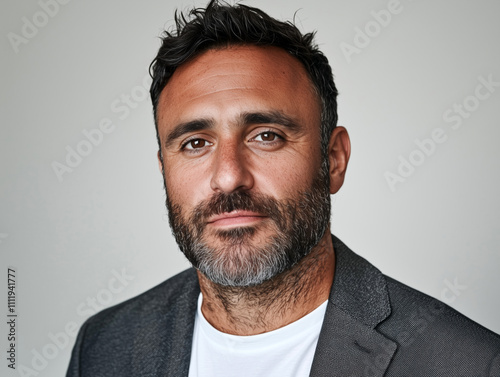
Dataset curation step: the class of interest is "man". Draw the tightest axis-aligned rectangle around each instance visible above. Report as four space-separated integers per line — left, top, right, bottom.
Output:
67 1 500 376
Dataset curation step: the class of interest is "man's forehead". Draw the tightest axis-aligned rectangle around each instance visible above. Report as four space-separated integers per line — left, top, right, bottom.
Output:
159 44 318 104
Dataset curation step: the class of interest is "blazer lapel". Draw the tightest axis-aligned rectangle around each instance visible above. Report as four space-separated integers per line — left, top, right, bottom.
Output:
309 236 397 377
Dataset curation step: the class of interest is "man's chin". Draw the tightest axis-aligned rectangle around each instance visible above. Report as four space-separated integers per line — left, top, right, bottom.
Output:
189 231 289 287
197 256 284 288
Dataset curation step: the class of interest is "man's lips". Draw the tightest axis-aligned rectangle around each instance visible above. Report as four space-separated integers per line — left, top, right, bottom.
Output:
207 211 266 227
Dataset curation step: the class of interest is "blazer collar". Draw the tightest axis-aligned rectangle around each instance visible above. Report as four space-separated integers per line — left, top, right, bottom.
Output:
309 235 397 377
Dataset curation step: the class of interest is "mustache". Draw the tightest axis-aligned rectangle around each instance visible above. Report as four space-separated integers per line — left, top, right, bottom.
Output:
191 191 284 224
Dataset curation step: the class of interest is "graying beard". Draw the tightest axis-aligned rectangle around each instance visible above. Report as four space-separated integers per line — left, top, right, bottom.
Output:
188 227 294 287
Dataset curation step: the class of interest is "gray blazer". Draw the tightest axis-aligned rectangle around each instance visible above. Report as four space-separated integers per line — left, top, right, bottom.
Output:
66 236 500 376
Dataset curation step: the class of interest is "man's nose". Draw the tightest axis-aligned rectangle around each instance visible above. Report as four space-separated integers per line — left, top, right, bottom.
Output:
210 141 254 193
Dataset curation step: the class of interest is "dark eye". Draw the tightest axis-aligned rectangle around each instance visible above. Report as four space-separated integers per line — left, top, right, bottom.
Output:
184 139 211 150
255 132 278 142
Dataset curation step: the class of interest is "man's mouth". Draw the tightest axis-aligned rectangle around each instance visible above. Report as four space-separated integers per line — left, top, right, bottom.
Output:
207 210 266 228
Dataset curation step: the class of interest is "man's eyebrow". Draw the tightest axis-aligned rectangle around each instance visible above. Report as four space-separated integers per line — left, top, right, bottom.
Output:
164 119 214 148
242 111 302 132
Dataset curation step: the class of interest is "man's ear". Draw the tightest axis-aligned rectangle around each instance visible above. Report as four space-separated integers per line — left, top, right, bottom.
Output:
157 150 164 174
328 126 351 194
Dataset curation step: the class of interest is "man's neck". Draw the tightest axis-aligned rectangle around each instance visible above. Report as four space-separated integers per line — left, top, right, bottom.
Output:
197 230 335 336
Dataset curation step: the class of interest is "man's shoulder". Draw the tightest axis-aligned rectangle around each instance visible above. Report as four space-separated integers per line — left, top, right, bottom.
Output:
380 273 500 375
329 235 500 376
333 235 499 346
67 268 199 376
382 274 500 344
79 267 199 348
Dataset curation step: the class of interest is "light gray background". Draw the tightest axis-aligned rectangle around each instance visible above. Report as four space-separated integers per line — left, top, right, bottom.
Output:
1 0 499 376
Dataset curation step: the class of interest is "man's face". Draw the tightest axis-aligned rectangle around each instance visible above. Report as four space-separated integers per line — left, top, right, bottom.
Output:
156 45 331 286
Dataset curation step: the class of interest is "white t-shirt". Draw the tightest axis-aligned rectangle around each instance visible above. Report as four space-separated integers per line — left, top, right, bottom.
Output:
188 293 328 377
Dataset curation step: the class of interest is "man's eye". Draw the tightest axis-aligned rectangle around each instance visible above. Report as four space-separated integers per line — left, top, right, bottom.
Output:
183 139 211 150
254 132 280 142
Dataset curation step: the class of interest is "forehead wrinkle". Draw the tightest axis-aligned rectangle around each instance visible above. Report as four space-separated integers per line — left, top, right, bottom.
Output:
182 86 267 103
169 71 276 104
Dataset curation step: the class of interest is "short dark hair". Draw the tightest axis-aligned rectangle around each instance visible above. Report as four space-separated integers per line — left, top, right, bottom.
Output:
150 0 338 156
